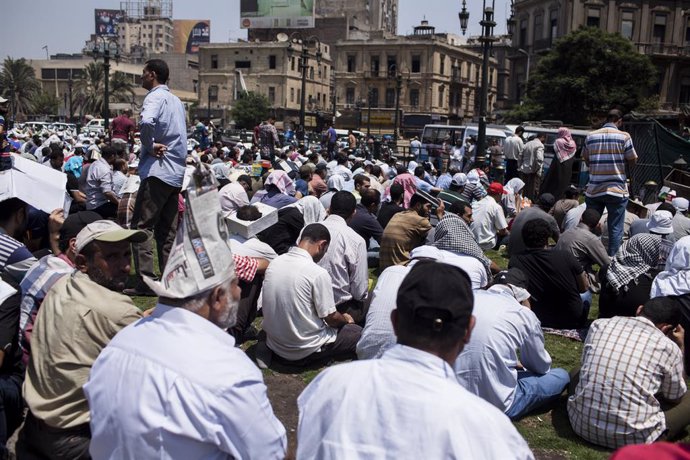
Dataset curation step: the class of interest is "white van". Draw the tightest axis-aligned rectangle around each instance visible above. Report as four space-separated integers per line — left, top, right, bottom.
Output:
420 124 507 160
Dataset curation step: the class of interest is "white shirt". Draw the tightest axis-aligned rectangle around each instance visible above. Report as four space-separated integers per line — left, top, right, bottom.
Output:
318 214 369 305
562 202 586 232
298 344 534 460
503 135 524 161
471 196 508 250
261 247 337 360
84 304 287 459
455 290 552 412
356 247 487 360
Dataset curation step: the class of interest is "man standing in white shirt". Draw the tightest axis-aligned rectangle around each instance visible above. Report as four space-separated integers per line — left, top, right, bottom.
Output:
84 183 286 459
298 261 534 460
471 182 510 250
261 223 362 366
519 133 545 200
504 126 525 182
456 268 569 420
318 191 369 323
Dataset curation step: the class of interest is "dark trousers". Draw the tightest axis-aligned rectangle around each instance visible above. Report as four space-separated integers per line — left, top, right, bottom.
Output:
16 411 91 460
520 172 541 201
505 159 519 182
0 374 23 458
130 177 180 284
274 324 363 367
90 201 117 220
229 274 264 343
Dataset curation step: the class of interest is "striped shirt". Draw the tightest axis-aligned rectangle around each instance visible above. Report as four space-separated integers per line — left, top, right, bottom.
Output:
567 316 685 449
583 123 637 198
0 233 35 282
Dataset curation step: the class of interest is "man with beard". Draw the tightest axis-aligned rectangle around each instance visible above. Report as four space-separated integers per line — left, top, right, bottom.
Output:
17 220 147 459
84 191 287 458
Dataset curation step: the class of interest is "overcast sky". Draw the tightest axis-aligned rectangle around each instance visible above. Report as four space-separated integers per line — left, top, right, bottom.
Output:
1 0 510 61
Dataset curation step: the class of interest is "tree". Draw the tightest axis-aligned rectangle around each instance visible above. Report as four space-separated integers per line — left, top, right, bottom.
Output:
75 64 135 117
232 92 270 129
31 91 60 116
0 57 41 118
513 27 657 125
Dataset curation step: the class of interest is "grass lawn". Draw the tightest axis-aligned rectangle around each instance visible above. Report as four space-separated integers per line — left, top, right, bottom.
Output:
130 248 687 459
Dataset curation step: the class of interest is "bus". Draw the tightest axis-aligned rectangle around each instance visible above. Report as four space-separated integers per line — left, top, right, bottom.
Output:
420 124 507 162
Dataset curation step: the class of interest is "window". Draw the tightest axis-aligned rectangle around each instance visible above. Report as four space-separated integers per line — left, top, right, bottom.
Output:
371 55 380 75
268 55 276 69
268 87 275 105
438 86 445 108
323 66 328 79
534 13 543 40
411 55 421 73
211 54 218 69
654 14 667 43
680 77 690 104
409 88 420 108
41 68 55 79
209 85 218 102
346 87 355 105
439 54 445 75
385 88 396 108
587 9 600 28
291 57 295 71
235 60 251 69
685 18 690 43
519 19 528 47
370 88 379 107
290 87 295 103
621 11 634 40
347 55 356 72
309 67 314 79
297 88 301 102
387 56 397 76
550 10 558 43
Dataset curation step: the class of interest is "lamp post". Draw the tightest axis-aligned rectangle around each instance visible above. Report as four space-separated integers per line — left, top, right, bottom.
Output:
459 0 497 168
207 85 212 122
287 33 322 140
367 87 373 137
91 36 120 136
67 76 73 123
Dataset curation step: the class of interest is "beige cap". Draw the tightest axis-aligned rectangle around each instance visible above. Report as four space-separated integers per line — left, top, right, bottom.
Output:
75 220 148 254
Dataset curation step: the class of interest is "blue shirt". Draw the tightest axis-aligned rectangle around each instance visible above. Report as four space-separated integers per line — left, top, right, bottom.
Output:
138 85 187 188
436 172 452 190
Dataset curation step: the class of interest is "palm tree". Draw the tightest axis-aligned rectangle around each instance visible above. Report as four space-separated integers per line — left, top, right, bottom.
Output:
0 57 41 119
75 64 136 118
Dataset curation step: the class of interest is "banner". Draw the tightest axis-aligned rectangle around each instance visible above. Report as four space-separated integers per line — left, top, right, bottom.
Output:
95 9 124 37
173 20 211 54
240 0 315 29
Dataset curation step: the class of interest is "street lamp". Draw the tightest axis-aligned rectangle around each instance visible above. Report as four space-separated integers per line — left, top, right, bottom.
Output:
207 85 212 122
459 0 497 167
287 33 322 140
91 36 120 136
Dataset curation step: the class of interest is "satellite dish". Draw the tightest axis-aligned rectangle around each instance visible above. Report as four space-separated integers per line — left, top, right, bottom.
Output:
276 33 289 42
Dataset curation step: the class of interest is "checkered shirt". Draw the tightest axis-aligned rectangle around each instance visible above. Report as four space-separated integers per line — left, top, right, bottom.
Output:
567 316 685 449
233 254 258 283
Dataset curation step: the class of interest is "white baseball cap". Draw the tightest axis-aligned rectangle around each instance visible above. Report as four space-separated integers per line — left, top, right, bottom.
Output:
75 220 148 254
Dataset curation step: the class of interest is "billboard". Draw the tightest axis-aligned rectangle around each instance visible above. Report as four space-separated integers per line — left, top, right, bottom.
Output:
95 9 124 37
173 20 211 54
240 0 315 29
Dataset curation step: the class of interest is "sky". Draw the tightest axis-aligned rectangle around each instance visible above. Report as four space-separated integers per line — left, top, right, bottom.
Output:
1 0 510 61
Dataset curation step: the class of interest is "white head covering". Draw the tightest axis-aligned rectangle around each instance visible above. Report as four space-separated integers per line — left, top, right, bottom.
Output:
651 235 690 298
504 177 526 194
290 196 326 225
219 182 250 213
327 175 344 191
467 169 480 184
407 160 418 173
672 197 689 213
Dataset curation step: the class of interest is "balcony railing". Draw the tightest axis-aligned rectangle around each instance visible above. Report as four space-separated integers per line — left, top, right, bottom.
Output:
636 42 690 57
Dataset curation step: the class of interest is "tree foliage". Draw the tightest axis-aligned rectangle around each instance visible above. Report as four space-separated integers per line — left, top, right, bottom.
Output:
232 91 270 129
31 91 60 116
512 27 657 125
75 63 135 117
0 58 41 117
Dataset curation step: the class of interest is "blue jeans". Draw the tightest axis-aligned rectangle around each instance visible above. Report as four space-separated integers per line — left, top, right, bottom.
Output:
585 195 628 256
505 369 570 420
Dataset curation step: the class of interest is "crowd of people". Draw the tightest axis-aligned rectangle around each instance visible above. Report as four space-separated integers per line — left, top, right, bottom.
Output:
1 57 690 458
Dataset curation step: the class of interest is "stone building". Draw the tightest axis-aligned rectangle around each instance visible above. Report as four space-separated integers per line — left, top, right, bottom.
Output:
512 0 690 109
198 40 333 128
333 21 498 136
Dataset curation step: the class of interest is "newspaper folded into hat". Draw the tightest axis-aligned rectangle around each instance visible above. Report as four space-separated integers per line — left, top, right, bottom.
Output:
144 162 235 299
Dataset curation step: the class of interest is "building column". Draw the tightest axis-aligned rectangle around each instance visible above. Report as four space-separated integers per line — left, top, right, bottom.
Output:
660 62 675 107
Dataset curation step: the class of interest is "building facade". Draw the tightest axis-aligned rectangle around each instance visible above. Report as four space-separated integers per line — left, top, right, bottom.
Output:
512 0 690 109
333 22 498 136
198 41 333 128
248 0 398 46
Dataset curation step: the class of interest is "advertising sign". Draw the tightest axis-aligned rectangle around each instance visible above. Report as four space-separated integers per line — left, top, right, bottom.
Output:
173 20 211 54
240 0 315 29
95 9 124 37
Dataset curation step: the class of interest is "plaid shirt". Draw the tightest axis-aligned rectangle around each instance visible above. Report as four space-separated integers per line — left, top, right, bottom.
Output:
233 254 258 283
583 123 637 198
568 316 685 449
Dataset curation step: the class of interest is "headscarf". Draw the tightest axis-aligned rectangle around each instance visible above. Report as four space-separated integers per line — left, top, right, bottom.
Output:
432 212 492 276
392 173 417 208
504 177 525 195
63 155 83 178
554 127 577 162
290 196 326 225
651 236 690 298
211 162 230 181
606 233 661 292
467 169 481 185
407 160 418 173
264 170 295 195
327 175 344 191
219 182 250 213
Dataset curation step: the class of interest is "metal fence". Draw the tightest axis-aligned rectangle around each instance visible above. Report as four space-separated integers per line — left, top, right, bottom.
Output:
623 121 666 199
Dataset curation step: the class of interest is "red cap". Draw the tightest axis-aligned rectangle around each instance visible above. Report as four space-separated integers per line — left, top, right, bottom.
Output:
488 182 506 195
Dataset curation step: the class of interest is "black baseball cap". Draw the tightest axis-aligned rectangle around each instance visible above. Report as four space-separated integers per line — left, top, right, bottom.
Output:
58 211 102 251
396 261 474 330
